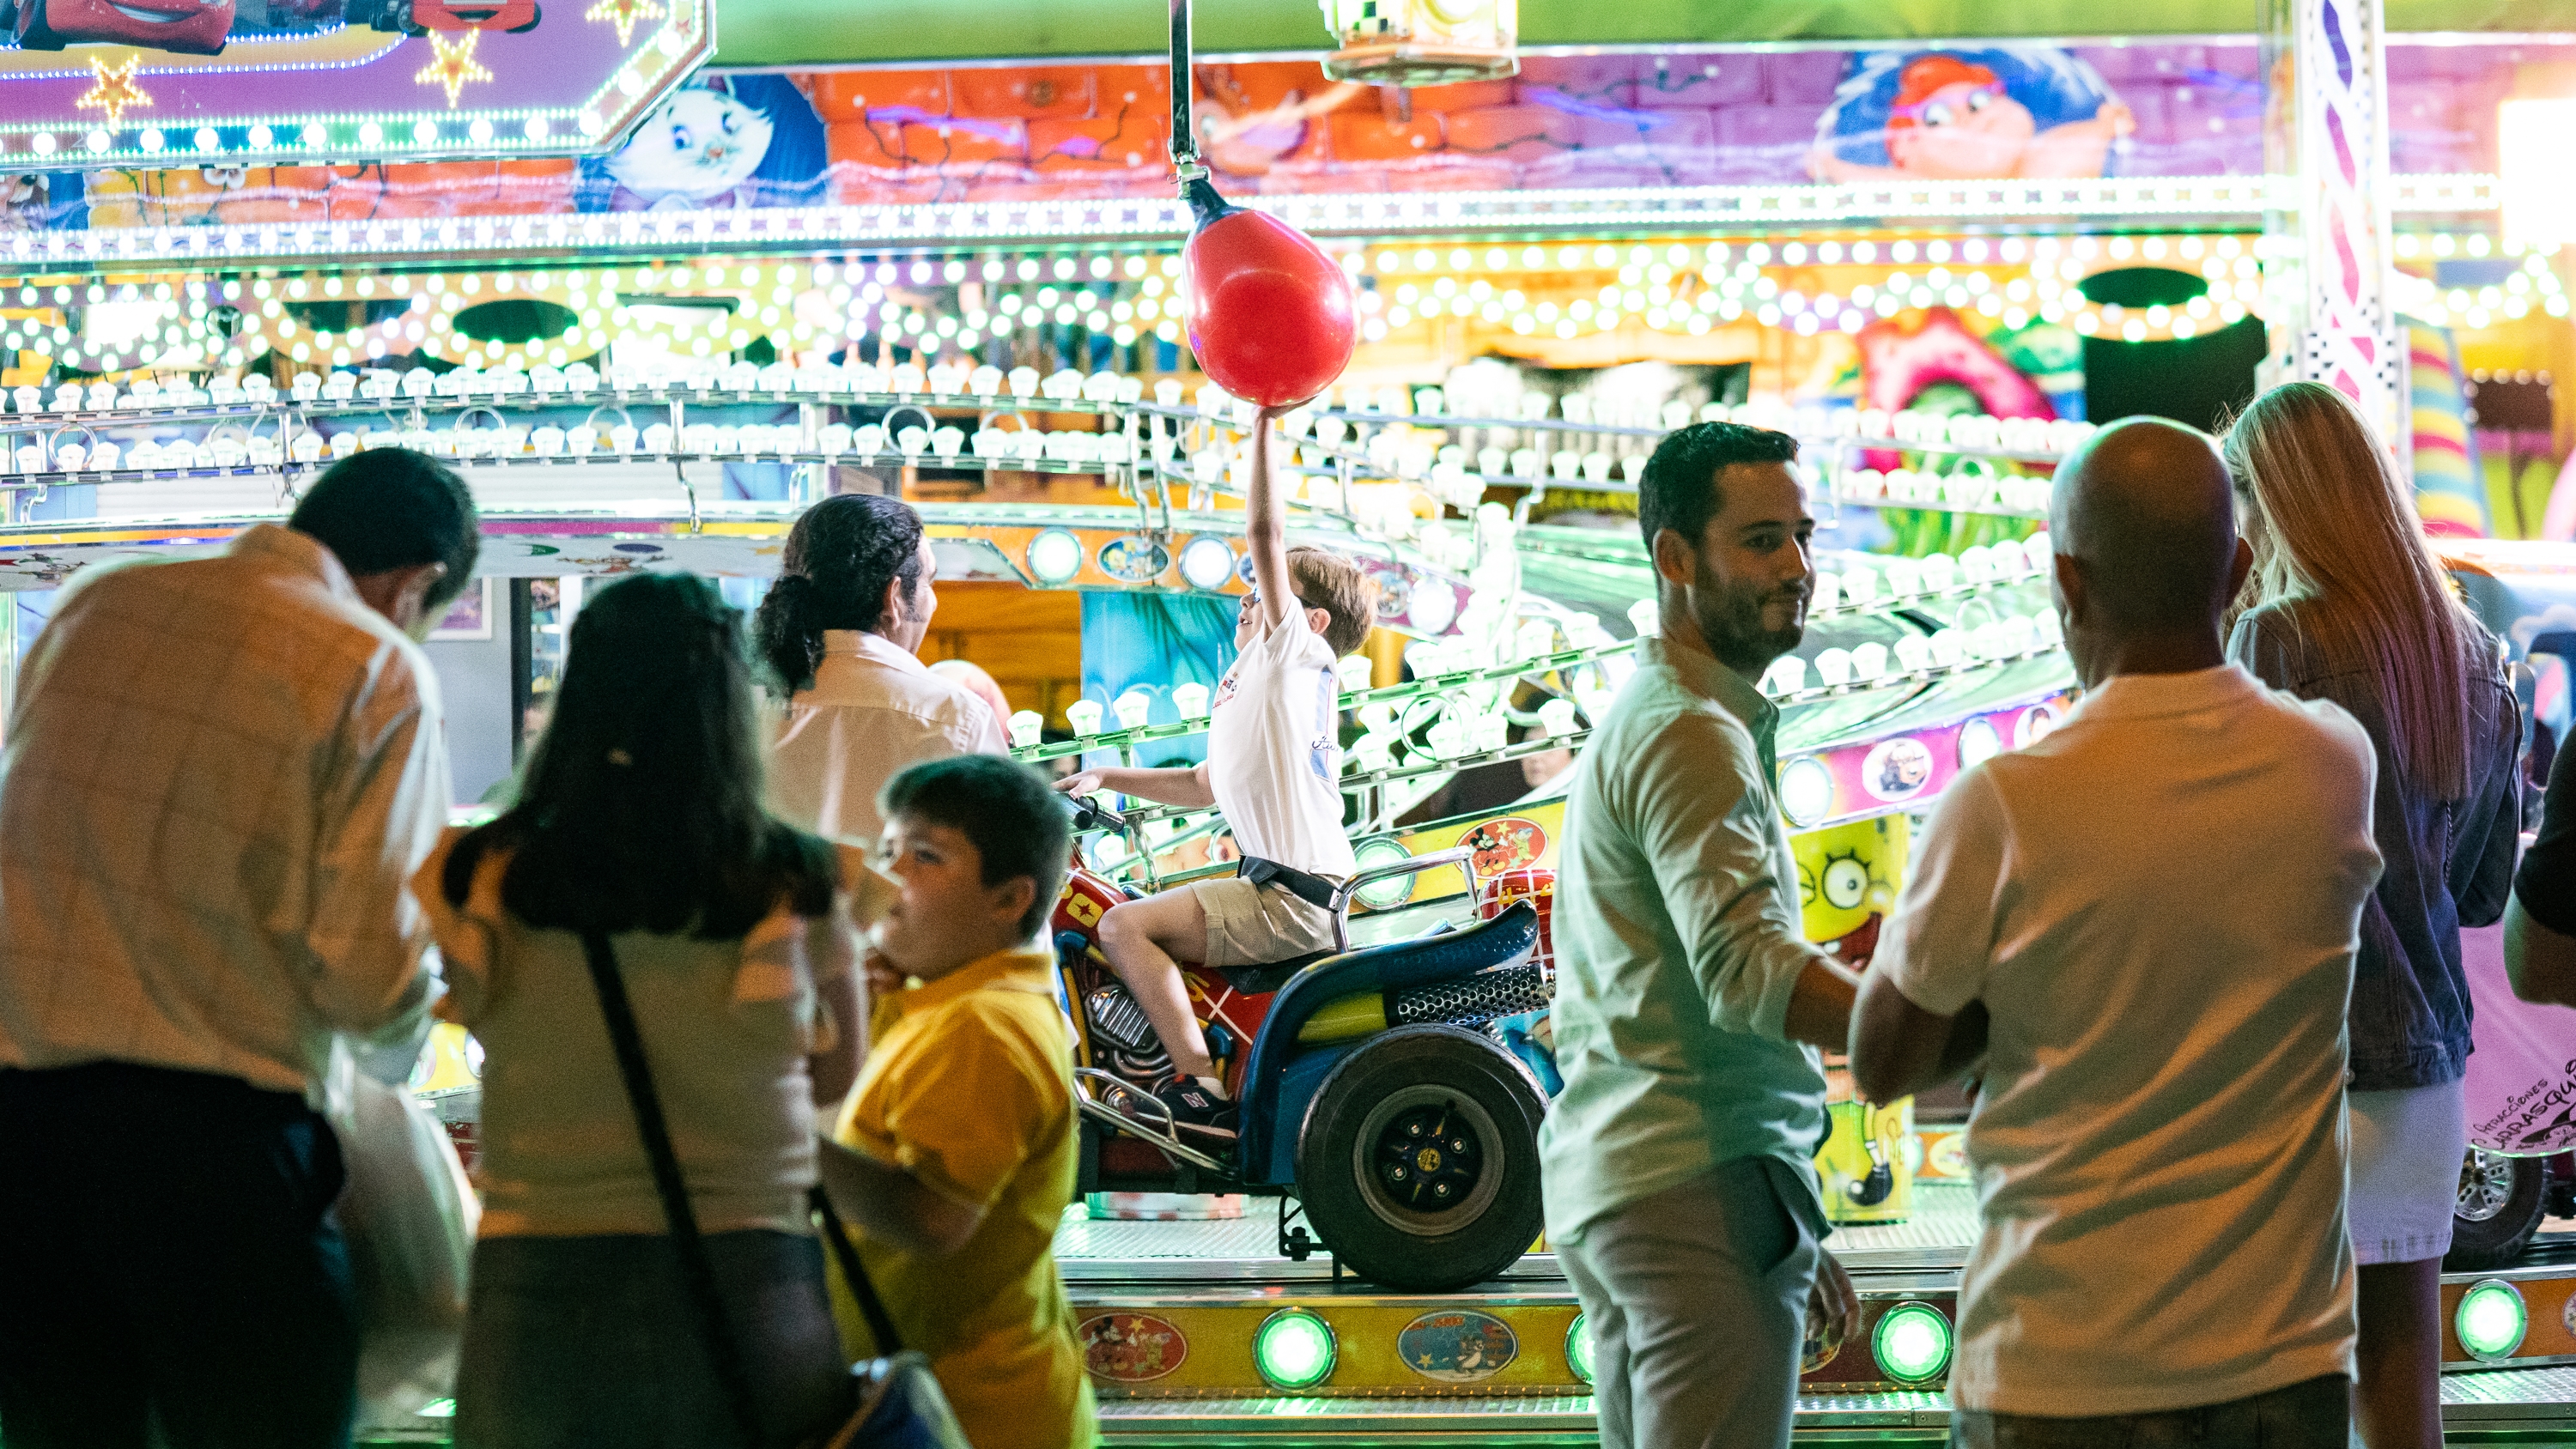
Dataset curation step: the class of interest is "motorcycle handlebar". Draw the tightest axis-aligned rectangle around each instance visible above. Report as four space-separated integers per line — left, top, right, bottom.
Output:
1064 794 1129 834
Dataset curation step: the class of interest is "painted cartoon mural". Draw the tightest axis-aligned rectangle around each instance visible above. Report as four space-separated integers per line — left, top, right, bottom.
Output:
0 39 2540 232
9 0 543 50
1807 48 2134 182
577 73 828 212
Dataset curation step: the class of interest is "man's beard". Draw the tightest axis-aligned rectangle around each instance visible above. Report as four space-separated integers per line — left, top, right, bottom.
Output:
1692 555 1807 676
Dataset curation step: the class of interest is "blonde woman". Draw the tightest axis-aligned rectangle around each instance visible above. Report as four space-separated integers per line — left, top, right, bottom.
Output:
2225 381 2522 1449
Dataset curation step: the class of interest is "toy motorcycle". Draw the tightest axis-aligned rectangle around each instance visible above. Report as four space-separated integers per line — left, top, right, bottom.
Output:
1052 798 1552 1293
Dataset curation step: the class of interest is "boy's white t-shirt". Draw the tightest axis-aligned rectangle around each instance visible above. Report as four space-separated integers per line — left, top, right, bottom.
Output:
1207 614 1357 879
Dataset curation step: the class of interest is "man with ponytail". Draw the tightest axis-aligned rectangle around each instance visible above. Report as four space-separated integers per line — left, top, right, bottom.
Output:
760 493 1007 847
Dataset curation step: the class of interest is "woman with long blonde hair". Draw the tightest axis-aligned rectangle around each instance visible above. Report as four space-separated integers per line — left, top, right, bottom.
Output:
2225 380 2522 1449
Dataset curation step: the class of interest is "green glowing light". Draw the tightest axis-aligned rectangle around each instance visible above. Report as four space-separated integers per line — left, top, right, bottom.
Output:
2458 1280 2528 1362
1872 1301 1953 1384
1565 1313 1595 1385
1253 1307 1337 1390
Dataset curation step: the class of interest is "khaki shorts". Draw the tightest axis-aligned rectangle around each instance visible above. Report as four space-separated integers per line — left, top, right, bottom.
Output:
1190 876 1340 967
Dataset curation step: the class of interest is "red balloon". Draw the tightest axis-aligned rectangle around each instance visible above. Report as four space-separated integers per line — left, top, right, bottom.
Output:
1181 179 1356 408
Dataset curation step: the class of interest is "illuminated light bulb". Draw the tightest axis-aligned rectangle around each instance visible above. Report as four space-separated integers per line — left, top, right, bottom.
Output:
1873 1303 1953 1384
2456 1282 2526 1363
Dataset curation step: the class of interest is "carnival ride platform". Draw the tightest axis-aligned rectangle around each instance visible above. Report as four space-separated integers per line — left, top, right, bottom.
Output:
1055 1185 2576 1446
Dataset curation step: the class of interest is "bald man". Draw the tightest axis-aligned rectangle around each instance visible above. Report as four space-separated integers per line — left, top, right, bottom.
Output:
1850 418 2381 1449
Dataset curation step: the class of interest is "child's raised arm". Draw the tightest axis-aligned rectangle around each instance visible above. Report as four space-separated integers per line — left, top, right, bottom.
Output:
1244 403 1300 637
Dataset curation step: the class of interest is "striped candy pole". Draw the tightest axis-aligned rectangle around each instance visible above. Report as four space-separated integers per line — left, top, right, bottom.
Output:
2263 0 2408 478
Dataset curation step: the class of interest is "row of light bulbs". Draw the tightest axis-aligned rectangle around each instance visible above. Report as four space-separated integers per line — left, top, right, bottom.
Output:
7 228 2563 378
1765 609 2063 697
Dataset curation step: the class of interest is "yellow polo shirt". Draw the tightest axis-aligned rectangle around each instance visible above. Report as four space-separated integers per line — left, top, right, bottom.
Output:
831 948 1097 1449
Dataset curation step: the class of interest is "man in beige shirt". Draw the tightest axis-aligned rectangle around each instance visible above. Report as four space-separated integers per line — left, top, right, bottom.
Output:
759 493 1007 846
0 449 479 1449
1852 421 2377 1448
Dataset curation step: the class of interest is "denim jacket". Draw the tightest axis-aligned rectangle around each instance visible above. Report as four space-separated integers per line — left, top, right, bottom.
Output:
2229 603 2521 1090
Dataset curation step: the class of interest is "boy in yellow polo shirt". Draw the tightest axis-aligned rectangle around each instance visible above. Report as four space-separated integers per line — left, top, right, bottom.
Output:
815 754 1096 1449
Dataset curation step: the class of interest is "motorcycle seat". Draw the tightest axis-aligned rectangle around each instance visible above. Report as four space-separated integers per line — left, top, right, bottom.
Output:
1218 919 1459 996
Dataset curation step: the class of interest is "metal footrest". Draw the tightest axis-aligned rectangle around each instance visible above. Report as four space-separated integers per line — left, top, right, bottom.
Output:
1077 1067 1232 1175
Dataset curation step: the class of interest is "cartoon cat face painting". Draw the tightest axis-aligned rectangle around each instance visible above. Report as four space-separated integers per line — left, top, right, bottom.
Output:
607 86 776 209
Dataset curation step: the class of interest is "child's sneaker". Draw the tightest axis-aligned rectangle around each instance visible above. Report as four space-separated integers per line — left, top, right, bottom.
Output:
1153 1079 1240 1141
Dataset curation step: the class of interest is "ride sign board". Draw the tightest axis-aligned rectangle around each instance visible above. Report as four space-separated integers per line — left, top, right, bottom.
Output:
2464 924 2576 1156
0 0 709 173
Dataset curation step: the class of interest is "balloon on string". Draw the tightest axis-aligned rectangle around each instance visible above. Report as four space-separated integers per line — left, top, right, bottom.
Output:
1181 178 1356 409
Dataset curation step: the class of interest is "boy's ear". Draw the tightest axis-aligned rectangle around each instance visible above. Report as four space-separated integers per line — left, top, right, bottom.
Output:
992 875 1036 929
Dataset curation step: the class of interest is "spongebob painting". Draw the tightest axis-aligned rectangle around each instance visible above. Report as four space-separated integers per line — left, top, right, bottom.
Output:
1795 815 1916 1225
1795 815 1905 970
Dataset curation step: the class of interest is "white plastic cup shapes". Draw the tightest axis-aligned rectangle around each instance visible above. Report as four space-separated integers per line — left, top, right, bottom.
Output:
1759 654 1808 696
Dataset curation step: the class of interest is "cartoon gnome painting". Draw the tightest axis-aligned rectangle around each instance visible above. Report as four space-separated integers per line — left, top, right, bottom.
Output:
1808 46 2135 182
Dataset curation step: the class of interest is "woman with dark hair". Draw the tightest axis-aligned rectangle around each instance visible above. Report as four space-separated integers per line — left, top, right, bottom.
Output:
422 572 888 1449
758 493 1007 846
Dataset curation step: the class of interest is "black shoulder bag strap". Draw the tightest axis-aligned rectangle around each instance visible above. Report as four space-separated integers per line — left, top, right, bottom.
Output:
580 930 769 1449
807 1183 902 1356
